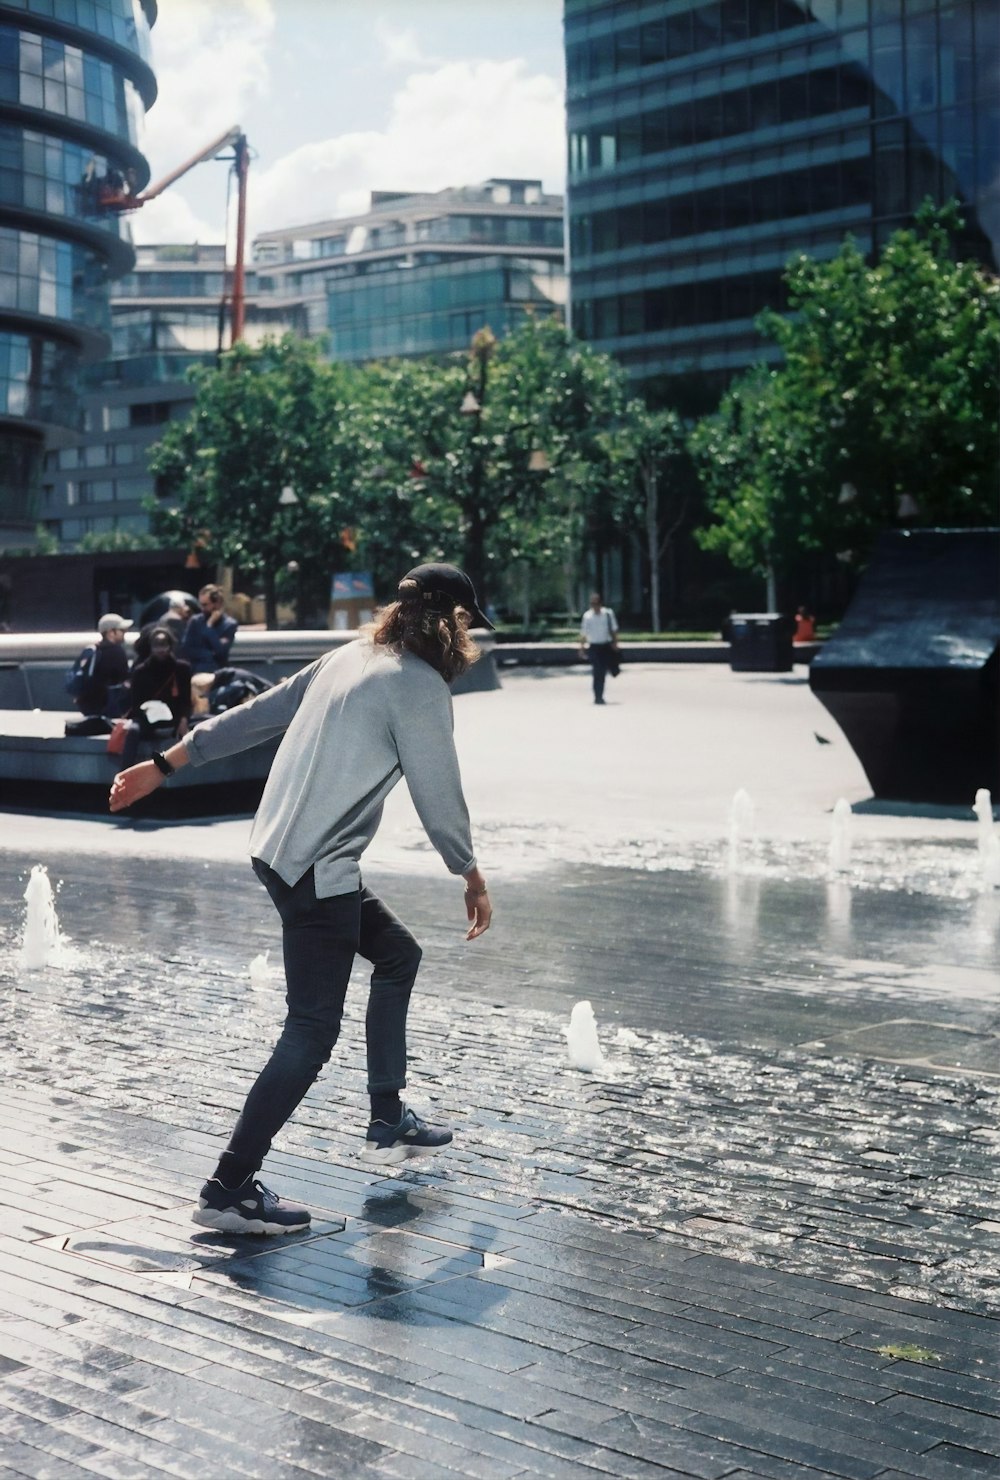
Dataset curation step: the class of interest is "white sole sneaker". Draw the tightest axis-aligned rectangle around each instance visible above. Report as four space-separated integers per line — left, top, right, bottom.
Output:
191 1205 309 1235
360 1141 439 1166
190 1207 309 1231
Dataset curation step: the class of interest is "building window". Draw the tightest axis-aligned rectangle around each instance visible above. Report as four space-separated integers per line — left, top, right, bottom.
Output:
130 401 171 427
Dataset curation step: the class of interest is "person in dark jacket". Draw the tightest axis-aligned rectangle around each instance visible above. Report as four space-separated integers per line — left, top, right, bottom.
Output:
133 597 190 663
180 584 238 673
120 627 192 769
65 613 132 736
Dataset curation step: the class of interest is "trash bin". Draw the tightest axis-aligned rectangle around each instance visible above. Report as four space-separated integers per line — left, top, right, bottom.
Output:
727 613 793 673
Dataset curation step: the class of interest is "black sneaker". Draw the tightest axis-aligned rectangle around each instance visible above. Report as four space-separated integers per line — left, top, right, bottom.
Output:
192 1177 311 1235
361 1106 453 1166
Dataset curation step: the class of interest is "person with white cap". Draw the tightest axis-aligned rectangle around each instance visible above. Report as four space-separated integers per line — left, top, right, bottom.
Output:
65 612 132 736
108 563 493 1235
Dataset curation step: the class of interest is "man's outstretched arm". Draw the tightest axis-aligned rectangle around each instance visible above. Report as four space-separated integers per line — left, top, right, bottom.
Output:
109 657 322 812
109 736 189 811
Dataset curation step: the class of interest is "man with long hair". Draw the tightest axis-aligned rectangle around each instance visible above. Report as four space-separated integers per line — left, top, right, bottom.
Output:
109 564 493 1236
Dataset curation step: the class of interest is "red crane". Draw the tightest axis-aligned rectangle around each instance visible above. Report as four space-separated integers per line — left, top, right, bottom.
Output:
95 127 251 344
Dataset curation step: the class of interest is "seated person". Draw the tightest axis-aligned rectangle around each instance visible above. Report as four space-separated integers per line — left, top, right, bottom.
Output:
180 583 238 673
133 597 190 663
65 613 132 736
120 627 192 769
793 605 817 643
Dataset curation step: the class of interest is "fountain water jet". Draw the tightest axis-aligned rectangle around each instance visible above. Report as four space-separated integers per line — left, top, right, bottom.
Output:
828 797 853 874
973 789 1000 889
727 789 756 874
249 951 271 988
20 865 64 970
564 1000 606 1073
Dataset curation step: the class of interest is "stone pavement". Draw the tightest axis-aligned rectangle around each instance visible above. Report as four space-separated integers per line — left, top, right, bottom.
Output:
1 844 998 1480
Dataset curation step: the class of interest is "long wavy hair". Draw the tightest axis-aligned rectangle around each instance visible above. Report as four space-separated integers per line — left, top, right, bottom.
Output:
365 578 481 684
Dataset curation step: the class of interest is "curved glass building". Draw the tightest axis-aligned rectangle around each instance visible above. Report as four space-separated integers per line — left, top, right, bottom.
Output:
0 0 156 542
565 0 1000 407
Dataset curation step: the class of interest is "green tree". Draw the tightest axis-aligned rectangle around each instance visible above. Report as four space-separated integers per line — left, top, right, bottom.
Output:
348 352 471 595
148 336 364 627
692 202 1000 590
690 369 808 606
486 316 628 618
35 523 59 555
76 528 160 553
351 317 629 616
603 402 688 632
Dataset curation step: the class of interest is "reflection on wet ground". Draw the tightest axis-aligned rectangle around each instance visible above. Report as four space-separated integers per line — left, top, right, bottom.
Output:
3 850 997 1067
1 851 997 1316
386 813 1000 902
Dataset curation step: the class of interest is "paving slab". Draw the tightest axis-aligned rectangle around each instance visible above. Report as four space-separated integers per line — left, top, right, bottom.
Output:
1 664 998 1477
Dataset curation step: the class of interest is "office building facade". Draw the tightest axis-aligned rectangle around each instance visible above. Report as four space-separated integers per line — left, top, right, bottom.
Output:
565 0 999 403
254 180 566 363
0 0 156 542
40 242 301 546
38 181 565 547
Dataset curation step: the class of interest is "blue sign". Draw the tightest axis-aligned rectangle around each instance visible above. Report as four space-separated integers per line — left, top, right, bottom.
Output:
331 571 374 600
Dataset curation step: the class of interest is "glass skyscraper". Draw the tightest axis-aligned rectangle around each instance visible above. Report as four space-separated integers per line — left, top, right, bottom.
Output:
565 0 999 405
0 0 156 542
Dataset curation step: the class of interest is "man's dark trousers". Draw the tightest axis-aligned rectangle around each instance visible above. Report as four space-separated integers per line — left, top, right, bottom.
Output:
589 643 615 703
223 860 422 1172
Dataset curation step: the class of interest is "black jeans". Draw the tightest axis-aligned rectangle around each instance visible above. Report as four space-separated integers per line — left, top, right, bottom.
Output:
224 860 422 1172
589 643 614 701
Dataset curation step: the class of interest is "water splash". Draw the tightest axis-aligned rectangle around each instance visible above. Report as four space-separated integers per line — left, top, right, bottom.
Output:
727 789 756 874
828 797 853 874
249 951 271 988
20 865 64 971
973 789 1000 889
565 1000 606 1073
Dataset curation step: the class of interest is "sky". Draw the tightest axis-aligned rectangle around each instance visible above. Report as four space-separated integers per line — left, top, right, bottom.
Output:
133 0 566 248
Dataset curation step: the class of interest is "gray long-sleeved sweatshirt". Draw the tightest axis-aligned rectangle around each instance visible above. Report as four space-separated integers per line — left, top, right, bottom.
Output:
182 638 477 897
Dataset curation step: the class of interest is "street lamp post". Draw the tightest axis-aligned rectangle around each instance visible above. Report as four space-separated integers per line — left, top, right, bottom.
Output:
261 483 299 629
458 330 495 604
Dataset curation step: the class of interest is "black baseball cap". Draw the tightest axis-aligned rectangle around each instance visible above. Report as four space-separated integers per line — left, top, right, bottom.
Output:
399 563 495 630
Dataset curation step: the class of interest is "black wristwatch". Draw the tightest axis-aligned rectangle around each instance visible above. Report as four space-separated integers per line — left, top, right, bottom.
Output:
151 751 175 777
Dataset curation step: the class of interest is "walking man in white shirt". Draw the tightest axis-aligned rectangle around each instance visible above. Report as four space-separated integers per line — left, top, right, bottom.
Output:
109 564 492 1236
579 591 619 705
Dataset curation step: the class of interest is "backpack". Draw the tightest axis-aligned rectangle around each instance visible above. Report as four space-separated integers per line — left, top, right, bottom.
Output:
208 666 273 713
64 644 97 698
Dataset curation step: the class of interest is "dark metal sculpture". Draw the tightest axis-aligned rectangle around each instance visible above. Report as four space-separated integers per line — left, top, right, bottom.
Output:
810 530 999 804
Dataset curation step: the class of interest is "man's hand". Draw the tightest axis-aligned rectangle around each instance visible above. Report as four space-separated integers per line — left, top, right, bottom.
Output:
109 760 163 812
463 870 492 940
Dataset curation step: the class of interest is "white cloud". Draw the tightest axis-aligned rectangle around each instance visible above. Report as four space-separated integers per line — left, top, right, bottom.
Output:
374 19 441 70
130 189 222 247
250 58 565 236
138 0 274 204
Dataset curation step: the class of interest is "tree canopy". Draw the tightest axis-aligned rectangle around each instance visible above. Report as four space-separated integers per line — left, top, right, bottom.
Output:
148 336 363 626
149 318 631 624
692 202 1000 582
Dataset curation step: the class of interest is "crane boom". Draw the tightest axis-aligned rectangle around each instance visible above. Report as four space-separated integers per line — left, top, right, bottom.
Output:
137 126 243 203
94 127 251 345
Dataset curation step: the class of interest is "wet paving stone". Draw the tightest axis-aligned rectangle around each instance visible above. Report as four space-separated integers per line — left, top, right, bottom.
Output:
1 849 999 1476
